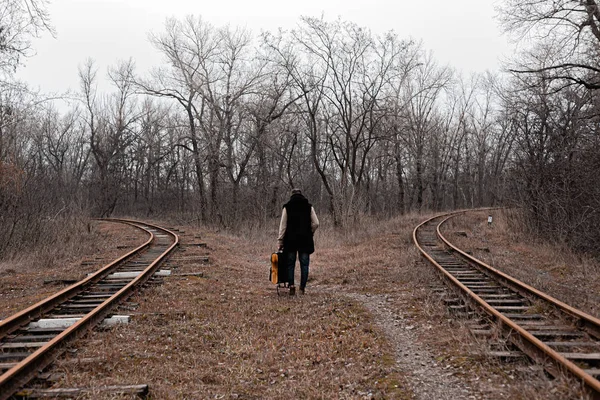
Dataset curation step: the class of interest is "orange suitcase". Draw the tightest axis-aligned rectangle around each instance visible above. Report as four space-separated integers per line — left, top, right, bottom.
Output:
269 251 289 291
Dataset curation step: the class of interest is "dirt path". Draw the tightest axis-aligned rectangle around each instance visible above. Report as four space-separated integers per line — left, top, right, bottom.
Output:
343 291 479 400
4 215 581 399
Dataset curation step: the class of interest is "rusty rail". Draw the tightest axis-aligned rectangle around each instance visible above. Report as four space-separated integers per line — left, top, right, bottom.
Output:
0 219 179 399
414 210 600 399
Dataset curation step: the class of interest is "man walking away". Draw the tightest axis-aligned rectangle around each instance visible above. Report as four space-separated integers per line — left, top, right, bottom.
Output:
278 189 319 295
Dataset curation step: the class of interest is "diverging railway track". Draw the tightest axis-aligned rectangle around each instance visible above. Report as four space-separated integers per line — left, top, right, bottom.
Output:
414 210 600 399
0 219 178 399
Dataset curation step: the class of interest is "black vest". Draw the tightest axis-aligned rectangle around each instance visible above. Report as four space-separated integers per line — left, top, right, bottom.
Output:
283 194 315 254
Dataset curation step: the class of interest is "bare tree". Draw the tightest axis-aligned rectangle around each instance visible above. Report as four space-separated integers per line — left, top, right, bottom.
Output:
263 24 340 223
499 0 600 89
0 13 534 243
0 0 53 75
243 58 299 222
399 52 453 209
202 24 263 224
79 59 140 216
143 17 265 224
140 16 217 221
264 17 415 224
383 41 421 214
37 106 90 192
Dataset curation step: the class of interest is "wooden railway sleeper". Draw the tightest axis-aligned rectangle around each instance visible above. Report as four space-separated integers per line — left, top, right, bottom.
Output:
0 219 179 400
415 212 600 399
413 214 600 398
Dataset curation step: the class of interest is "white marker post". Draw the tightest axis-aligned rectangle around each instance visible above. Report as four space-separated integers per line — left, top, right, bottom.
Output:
488 215 493 226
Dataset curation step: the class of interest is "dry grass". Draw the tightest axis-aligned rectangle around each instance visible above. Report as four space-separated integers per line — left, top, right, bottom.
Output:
0 221 146 318
0 212 590 399
52 220 413 399
442 209 600 318
404 281 587 400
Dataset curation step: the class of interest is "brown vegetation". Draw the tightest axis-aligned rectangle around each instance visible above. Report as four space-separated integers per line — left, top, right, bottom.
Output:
0 0 599 396
0 214 580 399
441 209 600 319
0 221 146 318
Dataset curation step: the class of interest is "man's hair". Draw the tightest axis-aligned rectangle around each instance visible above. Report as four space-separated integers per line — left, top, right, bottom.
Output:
291 188 302 195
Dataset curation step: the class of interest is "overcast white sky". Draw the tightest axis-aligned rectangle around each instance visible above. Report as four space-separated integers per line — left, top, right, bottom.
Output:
15 0 513 94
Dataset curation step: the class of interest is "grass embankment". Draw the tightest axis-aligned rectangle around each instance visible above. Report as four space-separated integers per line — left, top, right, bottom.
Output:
0 213 590 399
0 221 146 318
50 217 421 399
443 209 600 318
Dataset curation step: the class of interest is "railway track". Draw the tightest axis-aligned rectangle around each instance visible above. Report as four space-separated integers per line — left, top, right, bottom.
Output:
0 219 178 399
414 211 600 399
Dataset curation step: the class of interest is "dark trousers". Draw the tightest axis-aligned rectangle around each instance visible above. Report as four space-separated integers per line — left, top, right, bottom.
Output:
286 251 309 288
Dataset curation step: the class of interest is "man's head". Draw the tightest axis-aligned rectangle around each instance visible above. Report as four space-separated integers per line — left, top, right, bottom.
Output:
291 188 302 195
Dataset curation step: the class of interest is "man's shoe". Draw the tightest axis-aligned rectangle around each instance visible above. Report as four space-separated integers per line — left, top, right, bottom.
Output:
289 286 296 296
299 287 305 294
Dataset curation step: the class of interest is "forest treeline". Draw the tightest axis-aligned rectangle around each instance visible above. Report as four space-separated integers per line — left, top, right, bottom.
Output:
2 1 600 257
